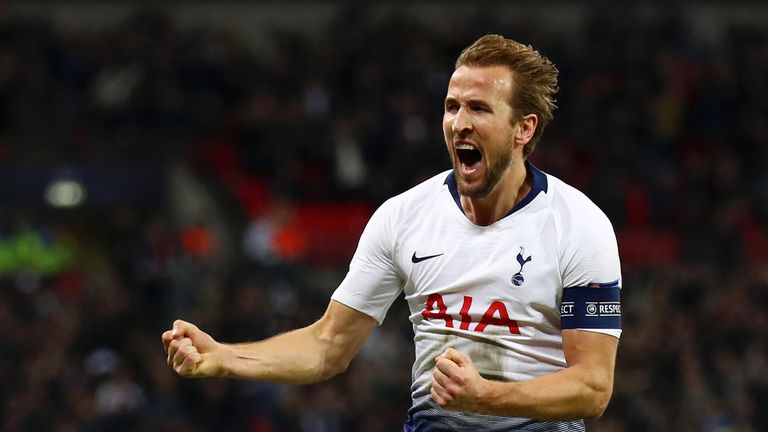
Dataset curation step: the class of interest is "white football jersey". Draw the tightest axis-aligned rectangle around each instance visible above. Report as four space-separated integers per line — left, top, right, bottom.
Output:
332 162 622 431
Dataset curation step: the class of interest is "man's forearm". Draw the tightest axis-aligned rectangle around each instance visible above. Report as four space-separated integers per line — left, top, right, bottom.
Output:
164 301 377 384
220 322 346 384
479 362 613 420
216 301 377 384
432 332 617 420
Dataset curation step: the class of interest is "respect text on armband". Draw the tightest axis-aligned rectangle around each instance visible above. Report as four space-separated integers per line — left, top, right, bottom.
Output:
560 283 622 330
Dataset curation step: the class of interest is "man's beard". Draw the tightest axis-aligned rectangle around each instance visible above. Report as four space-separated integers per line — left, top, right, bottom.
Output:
455 147 513 198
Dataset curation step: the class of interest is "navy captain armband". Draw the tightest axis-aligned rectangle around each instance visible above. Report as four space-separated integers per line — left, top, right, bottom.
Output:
560 281 621 330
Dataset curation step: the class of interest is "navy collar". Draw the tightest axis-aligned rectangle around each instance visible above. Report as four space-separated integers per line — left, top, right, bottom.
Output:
444 160 548 218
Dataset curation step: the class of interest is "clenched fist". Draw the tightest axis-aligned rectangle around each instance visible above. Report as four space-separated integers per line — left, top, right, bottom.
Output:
162 320 226 377
431 348 490 413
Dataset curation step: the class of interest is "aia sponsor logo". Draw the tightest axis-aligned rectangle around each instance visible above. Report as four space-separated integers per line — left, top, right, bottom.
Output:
421 294 521 335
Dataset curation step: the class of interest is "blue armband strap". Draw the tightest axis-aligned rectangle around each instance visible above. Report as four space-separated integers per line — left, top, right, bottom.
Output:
560 281 621 330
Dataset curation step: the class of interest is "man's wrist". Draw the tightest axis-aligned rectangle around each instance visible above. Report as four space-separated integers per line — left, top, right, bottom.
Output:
214 343 233 378
475 377 495 414
476 378 514 415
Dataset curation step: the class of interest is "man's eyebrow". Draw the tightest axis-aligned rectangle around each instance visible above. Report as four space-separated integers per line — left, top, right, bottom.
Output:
444 96 490 105
467 99 490 106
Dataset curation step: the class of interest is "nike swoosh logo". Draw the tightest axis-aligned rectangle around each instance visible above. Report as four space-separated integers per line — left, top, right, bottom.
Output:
411 252 444 263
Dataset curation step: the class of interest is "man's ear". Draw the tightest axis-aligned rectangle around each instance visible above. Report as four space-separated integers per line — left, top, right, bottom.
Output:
514 114 538 148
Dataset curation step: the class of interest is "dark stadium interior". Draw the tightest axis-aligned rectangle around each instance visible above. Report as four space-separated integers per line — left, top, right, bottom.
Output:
1 2 767 431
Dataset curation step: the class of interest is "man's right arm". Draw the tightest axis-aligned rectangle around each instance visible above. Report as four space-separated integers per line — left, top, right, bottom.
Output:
162 300 378 384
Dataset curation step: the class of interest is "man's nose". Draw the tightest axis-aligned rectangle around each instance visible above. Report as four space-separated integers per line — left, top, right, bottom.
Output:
452 108 473 134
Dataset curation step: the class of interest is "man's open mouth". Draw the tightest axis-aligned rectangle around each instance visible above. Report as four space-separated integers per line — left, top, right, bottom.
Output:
456 143 483 171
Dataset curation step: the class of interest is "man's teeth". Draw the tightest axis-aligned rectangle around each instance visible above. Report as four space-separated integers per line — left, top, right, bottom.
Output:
456 144 475 150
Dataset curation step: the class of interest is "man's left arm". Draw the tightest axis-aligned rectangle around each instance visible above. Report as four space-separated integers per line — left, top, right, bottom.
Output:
431 329 618 420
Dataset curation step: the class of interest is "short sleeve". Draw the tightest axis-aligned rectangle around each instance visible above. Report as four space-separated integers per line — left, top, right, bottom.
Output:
559 206 623 338
331 198 403 324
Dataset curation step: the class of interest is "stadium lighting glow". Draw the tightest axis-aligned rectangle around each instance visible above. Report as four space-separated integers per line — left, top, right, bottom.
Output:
44 179 87 208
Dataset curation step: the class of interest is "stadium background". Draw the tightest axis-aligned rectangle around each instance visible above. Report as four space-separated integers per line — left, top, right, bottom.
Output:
1 1 767 431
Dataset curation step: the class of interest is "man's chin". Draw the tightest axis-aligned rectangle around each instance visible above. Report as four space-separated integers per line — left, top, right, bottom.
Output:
456 176 492 198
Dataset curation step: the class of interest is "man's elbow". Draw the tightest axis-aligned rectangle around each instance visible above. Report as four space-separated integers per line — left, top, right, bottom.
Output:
320 360 349 380
583 384 613 419
318 349 354 381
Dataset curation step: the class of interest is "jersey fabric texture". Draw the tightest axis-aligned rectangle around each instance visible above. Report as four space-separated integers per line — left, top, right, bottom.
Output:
331 162 622 431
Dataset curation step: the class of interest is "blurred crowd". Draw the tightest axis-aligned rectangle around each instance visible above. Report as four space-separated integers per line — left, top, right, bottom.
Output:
0 3 767 431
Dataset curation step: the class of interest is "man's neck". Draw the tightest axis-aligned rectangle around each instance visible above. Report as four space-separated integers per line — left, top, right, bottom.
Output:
460 161 530 226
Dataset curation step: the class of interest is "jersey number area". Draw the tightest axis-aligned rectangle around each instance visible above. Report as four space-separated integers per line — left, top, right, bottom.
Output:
421 294 521 335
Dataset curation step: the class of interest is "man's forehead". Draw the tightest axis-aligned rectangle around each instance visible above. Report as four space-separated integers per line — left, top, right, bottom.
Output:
447 65 513 96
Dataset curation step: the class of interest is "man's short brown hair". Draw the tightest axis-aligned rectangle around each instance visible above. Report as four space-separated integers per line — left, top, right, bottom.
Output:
456 34 559 157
